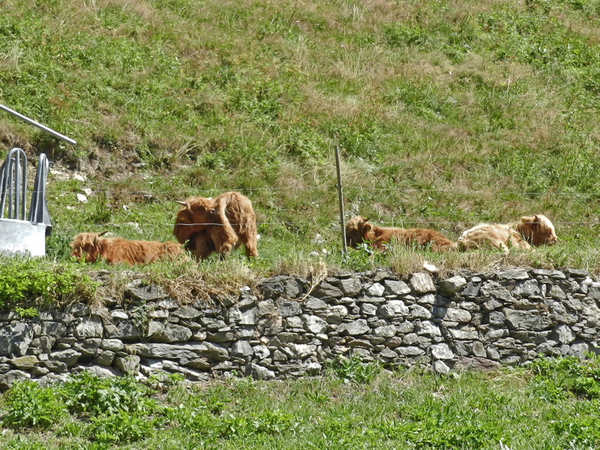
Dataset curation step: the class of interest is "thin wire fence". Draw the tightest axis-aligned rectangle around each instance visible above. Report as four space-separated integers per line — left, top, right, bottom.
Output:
44 184 600 197
41 169 600 241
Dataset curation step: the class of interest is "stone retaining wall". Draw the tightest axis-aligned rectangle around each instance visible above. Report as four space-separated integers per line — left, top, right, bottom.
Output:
1 267 599 388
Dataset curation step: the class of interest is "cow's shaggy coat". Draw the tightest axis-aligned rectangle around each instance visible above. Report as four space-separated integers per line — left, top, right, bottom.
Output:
457 214 558 253
173 191 258 259
70 232 184 265
345 216 457 252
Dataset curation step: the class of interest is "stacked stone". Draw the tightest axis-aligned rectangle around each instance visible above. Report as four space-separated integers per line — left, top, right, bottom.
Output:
0 267 599 388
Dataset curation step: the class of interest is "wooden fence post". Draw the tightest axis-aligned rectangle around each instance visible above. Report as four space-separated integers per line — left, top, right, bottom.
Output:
334 145 347 253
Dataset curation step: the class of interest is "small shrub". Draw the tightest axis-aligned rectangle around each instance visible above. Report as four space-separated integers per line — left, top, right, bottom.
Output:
3 380 67 429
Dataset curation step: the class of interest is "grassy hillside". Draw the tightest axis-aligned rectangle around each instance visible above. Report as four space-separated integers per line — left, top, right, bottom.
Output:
2 0 600 276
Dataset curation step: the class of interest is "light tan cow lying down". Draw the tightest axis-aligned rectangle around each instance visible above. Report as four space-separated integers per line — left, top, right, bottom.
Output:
457 214 557 253
70 232 185 265
345 216 457 252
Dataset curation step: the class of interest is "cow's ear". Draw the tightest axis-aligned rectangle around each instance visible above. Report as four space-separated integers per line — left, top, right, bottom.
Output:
363 223 373 233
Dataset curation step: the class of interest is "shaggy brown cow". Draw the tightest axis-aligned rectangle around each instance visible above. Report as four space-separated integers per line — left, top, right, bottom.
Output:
345 216 457 252
457 214 558 253
173 191 258 259
70 232 184 265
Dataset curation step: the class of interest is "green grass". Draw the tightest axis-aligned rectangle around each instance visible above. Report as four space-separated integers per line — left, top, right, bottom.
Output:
2 356 600 449
2 0 600 287
4 4 600 448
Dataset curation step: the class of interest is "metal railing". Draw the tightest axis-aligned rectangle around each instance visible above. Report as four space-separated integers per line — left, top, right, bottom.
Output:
0 102 74 255
0 148 52 256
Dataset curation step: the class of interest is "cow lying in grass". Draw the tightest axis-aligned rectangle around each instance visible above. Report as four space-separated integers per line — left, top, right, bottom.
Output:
70 232 184 265
345 216 457 252
173 191 258 259
457 214 558 253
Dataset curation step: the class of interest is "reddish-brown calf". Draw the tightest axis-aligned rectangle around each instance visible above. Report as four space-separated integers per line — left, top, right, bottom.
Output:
345 216 457 252
70 232 184 265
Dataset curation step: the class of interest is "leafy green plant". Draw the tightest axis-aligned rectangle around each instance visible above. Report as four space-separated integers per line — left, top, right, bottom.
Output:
45 229 75 261
331 354 380 384
13 307 38 319
130 302 150 339
2 380 67 429
341 243 382 272
87 410 155 444
530 353 600 400
61 372 157 417
146 370 185 391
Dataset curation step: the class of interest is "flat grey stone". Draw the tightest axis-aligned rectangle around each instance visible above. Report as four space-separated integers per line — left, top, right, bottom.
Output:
497 269 529 281
377 300 409 319
246 362 275 380
173 307 201 319
302 315 328 334
10 355 39 370
150 324 192 343
50 349 81 368
409 273 435 294
0 370 30 389
126 281 168 301
383 280 411 296
232 341 253 358
439 276 467 295
114 355 140 375
337 319 370 336
75 317 104 338
431 343 454 360
338 277 362 297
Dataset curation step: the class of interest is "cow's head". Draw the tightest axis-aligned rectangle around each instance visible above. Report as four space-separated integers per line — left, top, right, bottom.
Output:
345 216 373 247
174 197 221 244
518 214 558 246
70 231 108 262
175 198 219 223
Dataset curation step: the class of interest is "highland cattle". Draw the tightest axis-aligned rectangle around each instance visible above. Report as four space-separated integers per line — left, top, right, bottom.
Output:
345 216 457 252
457 214 558 253
173 191 258 259
70 232 184 265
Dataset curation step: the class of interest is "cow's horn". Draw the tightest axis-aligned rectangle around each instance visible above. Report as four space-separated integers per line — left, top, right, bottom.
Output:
364 217 371 222
176 201 188 206
98 231 109 237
